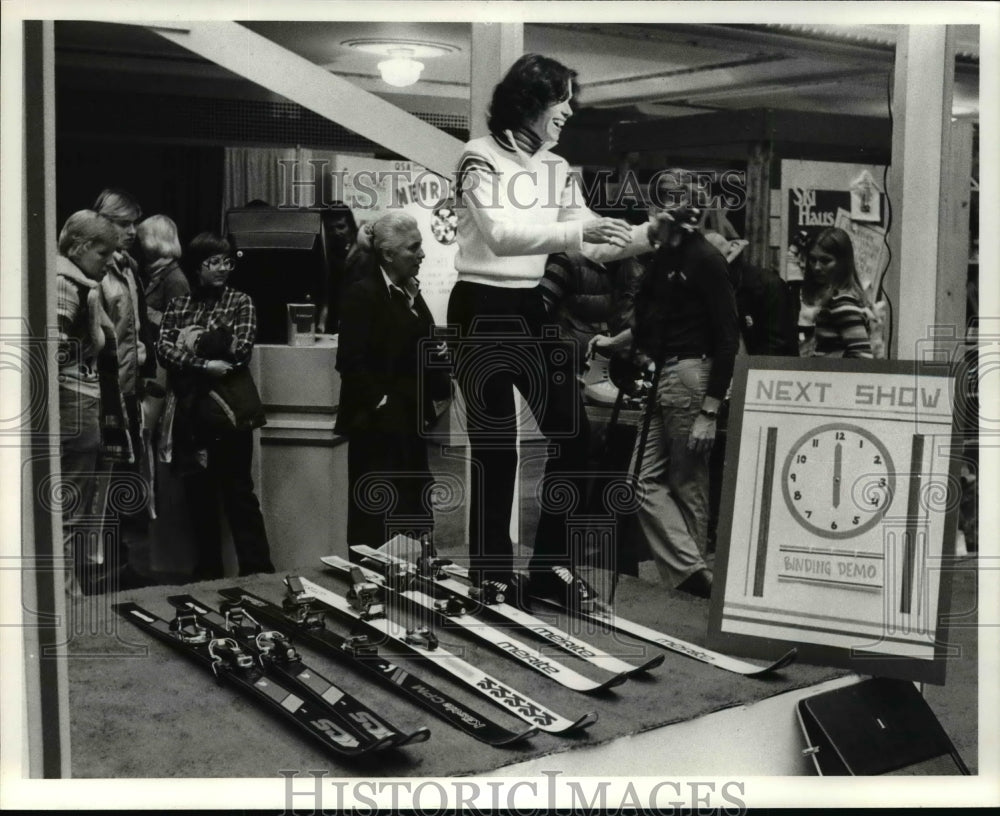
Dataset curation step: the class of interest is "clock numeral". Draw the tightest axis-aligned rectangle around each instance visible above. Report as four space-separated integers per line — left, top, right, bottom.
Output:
879 477 887 487
789 472 797 482
852 515 860 525
831 521 838 530
835 431 846 441
811 439 819 448
859 439 864 448
805 510 812 519
871 496 880 507
793 490 802 501
796 454 808 464
873 455 883 465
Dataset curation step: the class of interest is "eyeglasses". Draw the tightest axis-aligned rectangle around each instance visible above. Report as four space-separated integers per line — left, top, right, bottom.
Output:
202 256 234 271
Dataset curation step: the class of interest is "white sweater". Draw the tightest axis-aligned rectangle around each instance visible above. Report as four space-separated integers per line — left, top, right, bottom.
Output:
454 134 652 288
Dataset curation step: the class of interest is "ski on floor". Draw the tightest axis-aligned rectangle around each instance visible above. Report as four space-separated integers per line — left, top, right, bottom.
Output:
165 593 430 750
294 574 599 735
215 584 538 747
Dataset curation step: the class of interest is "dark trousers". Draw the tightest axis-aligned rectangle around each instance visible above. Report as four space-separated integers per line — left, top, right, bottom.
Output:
346 428 434 554
102 394 145 570
183 430 274 580
447 281 590 580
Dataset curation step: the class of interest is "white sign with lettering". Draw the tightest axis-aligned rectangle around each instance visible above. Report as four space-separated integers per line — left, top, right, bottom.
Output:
709 357 960 684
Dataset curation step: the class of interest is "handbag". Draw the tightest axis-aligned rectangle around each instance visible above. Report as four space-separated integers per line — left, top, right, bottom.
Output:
194 366 267 437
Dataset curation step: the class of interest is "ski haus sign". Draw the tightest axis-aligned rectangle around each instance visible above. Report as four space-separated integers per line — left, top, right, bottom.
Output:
709 356 962 684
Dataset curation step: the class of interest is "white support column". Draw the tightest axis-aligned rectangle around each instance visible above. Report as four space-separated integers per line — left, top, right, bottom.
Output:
886 26 957 360
148 22 464 176
470 23 523 139
938 120 975 335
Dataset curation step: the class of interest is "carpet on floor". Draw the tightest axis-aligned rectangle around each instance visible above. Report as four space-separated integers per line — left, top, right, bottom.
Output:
67 563 850 779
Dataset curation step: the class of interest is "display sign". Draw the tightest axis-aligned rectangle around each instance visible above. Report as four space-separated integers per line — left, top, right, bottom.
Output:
785 188 850 280
708 356 961 684
779 160 887 282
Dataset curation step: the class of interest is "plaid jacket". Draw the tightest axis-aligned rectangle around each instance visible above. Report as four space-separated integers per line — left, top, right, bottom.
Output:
157 286 257 375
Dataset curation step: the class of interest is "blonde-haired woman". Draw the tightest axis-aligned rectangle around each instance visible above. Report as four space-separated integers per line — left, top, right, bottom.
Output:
136 214 190 534
137 214 189 336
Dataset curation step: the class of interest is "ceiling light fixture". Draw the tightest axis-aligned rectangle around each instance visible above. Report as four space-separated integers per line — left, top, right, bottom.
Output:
378 48 424 88
341 38 458 89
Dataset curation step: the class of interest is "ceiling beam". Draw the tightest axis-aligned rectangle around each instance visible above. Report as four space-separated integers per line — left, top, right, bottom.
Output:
540 22 893 67
146 21 464 176
579 57 877 107
611 108 891 155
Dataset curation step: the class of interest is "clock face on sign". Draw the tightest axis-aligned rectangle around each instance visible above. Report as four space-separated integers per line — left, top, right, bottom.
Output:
780 422 896 539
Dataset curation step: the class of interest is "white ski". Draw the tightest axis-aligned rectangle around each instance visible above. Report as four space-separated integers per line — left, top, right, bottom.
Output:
433 561 797 678
322 556 628 694
349 544 665 677
296 576 598 734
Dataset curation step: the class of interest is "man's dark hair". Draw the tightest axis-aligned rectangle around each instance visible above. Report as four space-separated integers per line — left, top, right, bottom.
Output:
327 200 358 235
487 53 579 135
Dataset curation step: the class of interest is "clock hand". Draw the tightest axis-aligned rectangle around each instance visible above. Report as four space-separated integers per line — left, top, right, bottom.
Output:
833 442 842 509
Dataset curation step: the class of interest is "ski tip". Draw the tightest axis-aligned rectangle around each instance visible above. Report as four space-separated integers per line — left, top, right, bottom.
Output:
770 647 799 672
566 711 599 733
635 652 667 673
745 647 799 677
585 672 630 694
493 726 540 746
391 726 432 747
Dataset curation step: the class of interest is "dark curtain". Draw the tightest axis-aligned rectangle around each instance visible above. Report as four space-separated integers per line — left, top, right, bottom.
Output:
56 139 225 248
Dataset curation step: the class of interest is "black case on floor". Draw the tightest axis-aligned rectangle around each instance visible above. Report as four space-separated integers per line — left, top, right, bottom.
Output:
796 677 970 775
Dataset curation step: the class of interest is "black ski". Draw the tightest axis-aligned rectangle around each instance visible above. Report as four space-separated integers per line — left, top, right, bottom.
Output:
165 593 429 750
215 584 537 747
113 601 389 759
322 554 629 694
348 544 665 677
291 574 598 734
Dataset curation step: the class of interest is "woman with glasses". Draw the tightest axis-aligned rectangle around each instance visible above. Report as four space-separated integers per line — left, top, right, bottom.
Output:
157 232 274 581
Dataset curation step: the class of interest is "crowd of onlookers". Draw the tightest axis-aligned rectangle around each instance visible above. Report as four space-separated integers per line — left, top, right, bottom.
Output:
54 172 888 600
56 189 278 596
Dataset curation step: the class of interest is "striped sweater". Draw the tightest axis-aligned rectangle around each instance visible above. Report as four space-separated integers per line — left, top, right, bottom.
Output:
454 134 651 288
814 291 874 359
